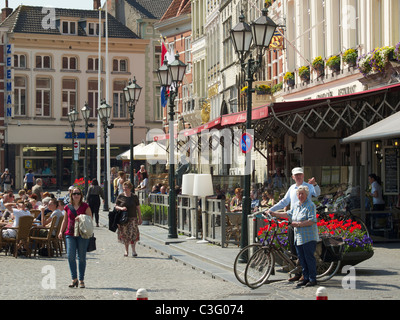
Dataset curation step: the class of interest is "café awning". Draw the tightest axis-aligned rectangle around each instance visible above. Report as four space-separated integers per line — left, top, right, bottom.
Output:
116 143 146 160
341 110 400 143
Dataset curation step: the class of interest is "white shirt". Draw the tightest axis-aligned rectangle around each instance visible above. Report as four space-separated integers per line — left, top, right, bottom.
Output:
371 181 385 205
269 182 321 212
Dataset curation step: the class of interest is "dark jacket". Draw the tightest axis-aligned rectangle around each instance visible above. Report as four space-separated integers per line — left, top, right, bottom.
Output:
108 208 122 232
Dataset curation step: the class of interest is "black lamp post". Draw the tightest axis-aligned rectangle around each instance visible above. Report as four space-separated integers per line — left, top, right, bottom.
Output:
230 7 277 254
81 102 94 197
68 108 79 186
98 99 113 211
157 53 187 239
124 77 142 184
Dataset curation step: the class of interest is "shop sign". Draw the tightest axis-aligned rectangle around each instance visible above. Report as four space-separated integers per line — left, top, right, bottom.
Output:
65 132 95 139
6 43 13 118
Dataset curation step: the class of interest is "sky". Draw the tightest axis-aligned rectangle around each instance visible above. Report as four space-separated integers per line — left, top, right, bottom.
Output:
8 0 94 10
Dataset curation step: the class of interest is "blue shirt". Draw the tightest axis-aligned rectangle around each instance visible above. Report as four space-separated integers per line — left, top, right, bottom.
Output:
269 182 320 212
286 198 319 245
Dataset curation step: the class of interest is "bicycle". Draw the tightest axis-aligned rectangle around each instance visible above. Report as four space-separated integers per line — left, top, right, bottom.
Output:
241 213 342 289
317 194 369 237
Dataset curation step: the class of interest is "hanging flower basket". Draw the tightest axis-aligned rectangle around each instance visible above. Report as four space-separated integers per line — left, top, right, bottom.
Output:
312 56 325 77
326 55 341 72
343 48 358 68
299 66 310 82
284 72 295 87
255 84 271 95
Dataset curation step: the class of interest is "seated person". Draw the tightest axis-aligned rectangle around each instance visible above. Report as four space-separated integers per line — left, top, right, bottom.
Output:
35 197 52 225
2 200 32 238
230 188 243 212
38 199 64 237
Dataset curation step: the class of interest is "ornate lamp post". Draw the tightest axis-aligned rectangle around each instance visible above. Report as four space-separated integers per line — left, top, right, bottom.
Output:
98 99 113 211
157 53 187 239
124 77 142 184
81 102 94 197
230 7 277 254
67 108 79 186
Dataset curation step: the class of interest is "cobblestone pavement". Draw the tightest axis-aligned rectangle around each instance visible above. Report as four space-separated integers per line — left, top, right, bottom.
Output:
0 226 253 300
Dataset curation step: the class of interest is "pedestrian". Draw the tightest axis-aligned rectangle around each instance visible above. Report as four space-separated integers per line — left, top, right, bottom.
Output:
266 167 320 282
368 173 385 211
86 178 104 227
136 165 148 184
114 181 142 257
110 167 118 203
1 169 13 192
58 188 92 289
270 185 319 287
32 178 44 202
24 169 35 191
116 171 126 197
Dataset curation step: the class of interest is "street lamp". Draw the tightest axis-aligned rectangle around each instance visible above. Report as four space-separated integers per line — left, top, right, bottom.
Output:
98 99 114 211
157 52 187 239
81 102 94 197
230 7 277 254
68 108 79 186
124 77 142 184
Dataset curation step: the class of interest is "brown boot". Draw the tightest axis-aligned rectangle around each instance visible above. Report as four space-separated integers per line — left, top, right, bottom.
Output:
288 274 302 282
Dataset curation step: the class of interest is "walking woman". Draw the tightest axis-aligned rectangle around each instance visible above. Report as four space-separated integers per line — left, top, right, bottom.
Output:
58 188 92 288
114 181 142 257
86 179 104 227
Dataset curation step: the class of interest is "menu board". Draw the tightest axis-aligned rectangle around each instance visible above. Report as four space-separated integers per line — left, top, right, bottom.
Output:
384 148 398 194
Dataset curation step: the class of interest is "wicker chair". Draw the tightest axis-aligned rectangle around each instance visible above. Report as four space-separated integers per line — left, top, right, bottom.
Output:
50 219 63 257
0 215 34 258
29 217 57 257
224 214 241 247
30 210 41 219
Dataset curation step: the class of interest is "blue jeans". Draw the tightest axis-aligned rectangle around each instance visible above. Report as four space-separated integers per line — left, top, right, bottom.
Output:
65 235 89 281
295 240 317 282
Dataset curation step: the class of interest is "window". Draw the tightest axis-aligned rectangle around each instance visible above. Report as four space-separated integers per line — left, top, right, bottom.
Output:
88 22 101 36
62 21 76 35
154 45 161 70
222 18 233 67
113 80 127 118
88 80 102 118
62 56 77 70
36 78 51 117
155 86 162 121
88 57 102 71
36 55 51 69
14 54 26 68
112 59 128 72
185 37 191 73
14 76 26 116
62 79 77 117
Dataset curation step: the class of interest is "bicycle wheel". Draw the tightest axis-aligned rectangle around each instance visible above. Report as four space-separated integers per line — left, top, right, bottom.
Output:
244 247 275 289
233 243 264 285
316 260 341 282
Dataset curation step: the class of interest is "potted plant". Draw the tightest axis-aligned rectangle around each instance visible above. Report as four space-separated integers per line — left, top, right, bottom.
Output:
357 52 373 76
240 86 248 97
326 55 341 72
371 46 395 73
255 84 271 95
284 72 295 86
140 204 153 225
265 0 273 8
271 82 283 94
298 66 310 82
343 48 358 67
312 56 325 77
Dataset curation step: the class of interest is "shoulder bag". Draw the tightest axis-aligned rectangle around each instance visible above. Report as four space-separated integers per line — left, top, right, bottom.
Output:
68 204 96 252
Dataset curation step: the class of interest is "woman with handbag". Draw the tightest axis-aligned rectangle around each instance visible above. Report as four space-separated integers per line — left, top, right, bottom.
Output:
86 179 104 227
114 181 142 257
58 188 92 288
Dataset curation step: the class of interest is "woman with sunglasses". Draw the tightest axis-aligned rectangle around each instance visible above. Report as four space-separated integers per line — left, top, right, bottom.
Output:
58 188 92 288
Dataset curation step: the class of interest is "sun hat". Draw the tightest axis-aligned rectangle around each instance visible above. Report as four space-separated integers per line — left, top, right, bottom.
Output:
291 167 304 175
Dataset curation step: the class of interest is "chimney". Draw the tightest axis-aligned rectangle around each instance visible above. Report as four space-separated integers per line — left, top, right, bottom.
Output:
2 0 12 22
93 0 101 10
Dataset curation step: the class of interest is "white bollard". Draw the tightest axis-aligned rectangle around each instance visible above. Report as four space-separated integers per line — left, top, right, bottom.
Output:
316 286 328 300
136 288 148 300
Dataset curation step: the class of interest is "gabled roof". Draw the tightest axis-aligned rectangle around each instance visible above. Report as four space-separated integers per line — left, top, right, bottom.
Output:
0 5 139 39
160 0 191 22
126 0 173 20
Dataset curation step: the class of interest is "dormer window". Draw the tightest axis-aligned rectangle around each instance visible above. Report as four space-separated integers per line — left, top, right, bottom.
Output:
62 21 77 35
88 22 101 36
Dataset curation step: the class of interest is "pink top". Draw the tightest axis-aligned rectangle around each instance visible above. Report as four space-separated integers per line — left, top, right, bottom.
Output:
64 202 89 236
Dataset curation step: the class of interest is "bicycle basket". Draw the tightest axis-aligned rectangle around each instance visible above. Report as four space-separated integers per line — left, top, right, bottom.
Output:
320 236 344 262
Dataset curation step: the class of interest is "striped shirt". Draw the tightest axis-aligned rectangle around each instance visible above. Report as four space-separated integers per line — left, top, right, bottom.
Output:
286 198 319 245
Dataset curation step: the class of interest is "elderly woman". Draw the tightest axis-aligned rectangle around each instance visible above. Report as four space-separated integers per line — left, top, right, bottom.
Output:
270 185 319 287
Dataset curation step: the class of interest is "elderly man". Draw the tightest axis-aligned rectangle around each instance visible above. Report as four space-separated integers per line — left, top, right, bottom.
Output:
32 178 44 202
0 192 15 219
270 186 319 287
266 167 320 282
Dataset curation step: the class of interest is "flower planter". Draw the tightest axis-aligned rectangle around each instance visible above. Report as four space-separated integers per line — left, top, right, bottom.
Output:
314 65 325 78
329 65 340 73
341 250 374 267
300 76 310 83
286 79 295 87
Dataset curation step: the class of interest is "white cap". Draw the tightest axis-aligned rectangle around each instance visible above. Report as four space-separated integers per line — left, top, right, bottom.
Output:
292 167 304 175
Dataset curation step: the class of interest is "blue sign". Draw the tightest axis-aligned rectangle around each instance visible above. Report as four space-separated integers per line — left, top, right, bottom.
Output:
241 132 253 153
65 132 95 139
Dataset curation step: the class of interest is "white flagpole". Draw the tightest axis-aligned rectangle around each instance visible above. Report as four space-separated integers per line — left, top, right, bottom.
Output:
97 6 101 183
105 3 111 209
